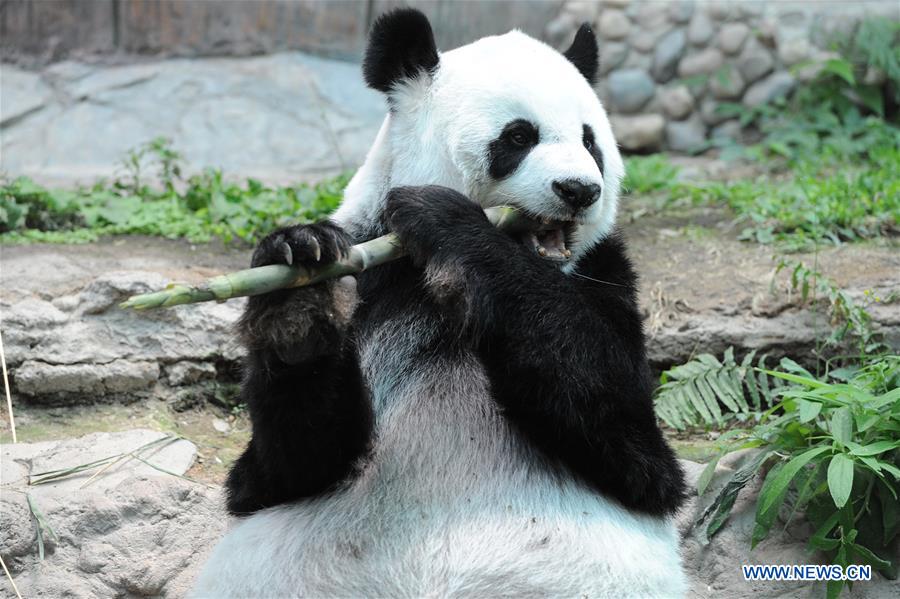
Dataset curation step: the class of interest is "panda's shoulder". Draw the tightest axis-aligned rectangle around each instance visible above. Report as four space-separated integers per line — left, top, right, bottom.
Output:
576 229 638 290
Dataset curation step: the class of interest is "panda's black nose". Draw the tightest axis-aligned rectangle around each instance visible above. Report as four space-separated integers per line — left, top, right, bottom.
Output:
552 179 601 210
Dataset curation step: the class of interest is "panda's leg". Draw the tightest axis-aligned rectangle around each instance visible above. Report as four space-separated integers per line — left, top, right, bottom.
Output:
225 222 373 516
385 186 685 517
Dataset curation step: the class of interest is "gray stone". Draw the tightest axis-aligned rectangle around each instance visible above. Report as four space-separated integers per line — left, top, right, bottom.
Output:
700 98 732 126
717 23 750 55
608 69 656 113
743 72 796 108
69 64 162 101
687 11 714 45
561 1 601 24
43 60 94 82
706 1 737 21
739 1 765 18
667 0 695 24
0 67 51 127
544 14 579 50
3 297 69 328
634 4 668 30
166 361 218 386
778 37 810 66
14 359 160 398
1 431 222 598
599 42 629 75
622 49 652 72
678 48 724 78
604 0 633 7
709 65 746 100
630 29 665 54
711 119 743 143
598 9 631 41
1 52 385 184
665 115 707 153
609 114 666 151
79 271 170 315
652 29 687 83
659 85 695 120
737 37 775 84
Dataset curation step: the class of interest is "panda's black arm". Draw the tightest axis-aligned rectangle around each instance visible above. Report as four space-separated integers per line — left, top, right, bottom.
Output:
225 224 374 517
474 236 685 517
225 344 372 516
385 186 685 517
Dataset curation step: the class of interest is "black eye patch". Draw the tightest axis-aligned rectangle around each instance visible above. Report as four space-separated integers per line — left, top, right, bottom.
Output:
488 119 539 180
582 124 604 176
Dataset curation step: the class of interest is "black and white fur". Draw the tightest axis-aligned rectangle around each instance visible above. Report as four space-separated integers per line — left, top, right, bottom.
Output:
193 9 686 598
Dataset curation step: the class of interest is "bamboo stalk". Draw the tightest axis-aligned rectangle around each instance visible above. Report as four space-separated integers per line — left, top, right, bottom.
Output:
121 206 532 310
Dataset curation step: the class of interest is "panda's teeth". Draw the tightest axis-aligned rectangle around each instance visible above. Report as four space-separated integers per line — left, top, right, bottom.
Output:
537 246 547 256
563 249 572 258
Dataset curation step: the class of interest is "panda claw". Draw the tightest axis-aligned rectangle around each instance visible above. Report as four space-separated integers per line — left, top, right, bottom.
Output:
309 237 322 262
280 242 293 266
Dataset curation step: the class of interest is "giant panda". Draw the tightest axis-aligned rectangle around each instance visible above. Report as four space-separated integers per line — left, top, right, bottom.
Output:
192 8 687 598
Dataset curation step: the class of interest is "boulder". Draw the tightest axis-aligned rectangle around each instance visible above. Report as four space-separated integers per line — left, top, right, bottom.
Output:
599 42 629 75
778 37 811 66
652 29 687 83
678 48 724 78
597 9 631 41
1 430 223 598
717 23 750 55
699 98 732 127
659 84 695 120
667 0 695 24
608 69 656 113
3 270 245 406
709 65 746 100
687 12 714 46
610 114 666 151
743 72 796 108
665 116 707 153
711 120 743 143
737 37 775 85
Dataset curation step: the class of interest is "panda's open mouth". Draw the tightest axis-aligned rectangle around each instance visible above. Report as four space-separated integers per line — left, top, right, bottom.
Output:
522 221 574 261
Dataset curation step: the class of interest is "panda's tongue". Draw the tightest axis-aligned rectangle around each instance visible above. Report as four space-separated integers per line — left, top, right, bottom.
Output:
527 227 570 261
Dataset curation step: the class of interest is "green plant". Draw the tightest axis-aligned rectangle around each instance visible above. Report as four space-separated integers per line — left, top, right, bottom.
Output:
673 146 900 249
775 258 893 358
1 139 350 245
622 154 681 194
694 358 900 597
654 348 785 430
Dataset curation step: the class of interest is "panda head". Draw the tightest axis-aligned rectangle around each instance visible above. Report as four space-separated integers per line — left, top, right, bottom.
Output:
340 8 624 262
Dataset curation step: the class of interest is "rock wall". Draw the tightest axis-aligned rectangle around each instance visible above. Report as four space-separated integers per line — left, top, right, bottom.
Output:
3 1 897 154
544 0 899 152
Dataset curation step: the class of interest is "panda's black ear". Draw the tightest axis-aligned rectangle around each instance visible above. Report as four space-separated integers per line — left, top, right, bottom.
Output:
363 8 440 93
563 23 599 85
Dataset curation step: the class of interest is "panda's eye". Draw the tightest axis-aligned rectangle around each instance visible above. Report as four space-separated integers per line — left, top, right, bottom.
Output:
583 138 593 151
510 130 530 147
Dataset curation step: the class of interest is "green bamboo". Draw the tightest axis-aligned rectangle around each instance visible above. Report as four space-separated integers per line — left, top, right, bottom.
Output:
120 206 530 310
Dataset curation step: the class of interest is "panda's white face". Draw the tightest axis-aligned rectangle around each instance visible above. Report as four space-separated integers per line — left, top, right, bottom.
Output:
336 19 624 264
385 31 623 262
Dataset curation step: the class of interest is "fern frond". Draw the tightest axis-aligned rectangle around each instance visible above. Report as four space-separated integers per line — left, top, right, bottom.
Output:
653 348 780 430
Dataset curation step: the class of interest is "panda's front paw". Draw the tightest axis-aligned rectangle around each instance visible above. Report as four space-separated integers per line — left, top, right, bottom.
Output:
621 445 687 517
251 221 352 269
385 185 488 264
242 221 357 363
